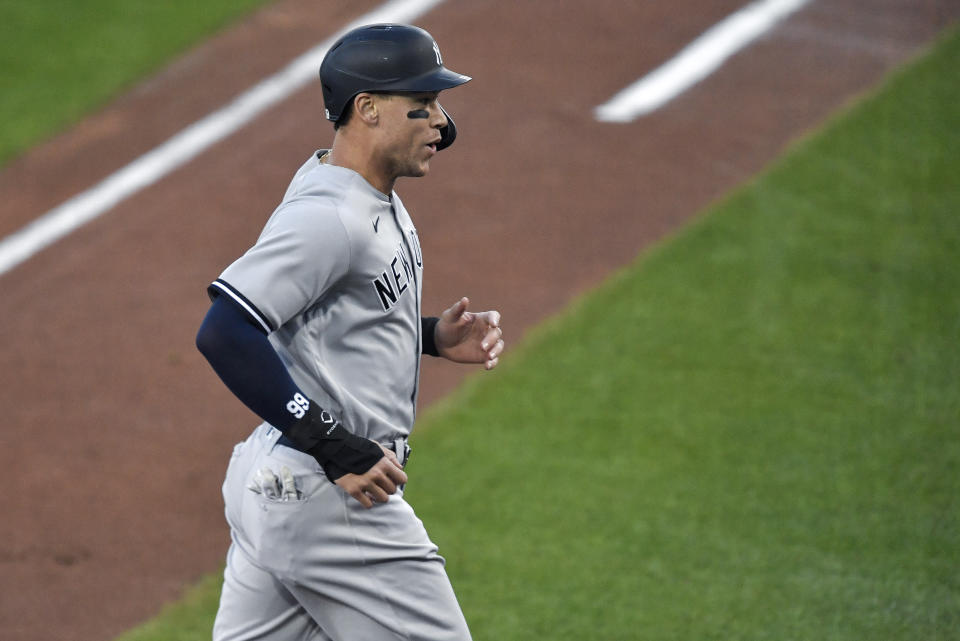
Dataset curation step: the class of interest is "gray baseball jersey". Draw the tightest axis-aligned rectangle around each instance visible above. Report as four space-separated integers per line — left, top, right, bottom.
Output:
210 150 425 442
210 152 472 640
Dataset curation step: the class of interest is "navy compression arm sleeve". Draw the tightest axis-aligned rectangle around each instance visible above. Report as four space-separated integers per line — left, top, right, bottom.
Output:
195 295 301 431
196 295 385 479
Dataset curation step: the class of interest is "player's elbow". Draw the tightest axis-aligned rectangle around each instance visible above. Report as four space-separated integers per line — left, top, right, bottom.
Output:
196 300 231 363
195 314 219 361
196 296 268 364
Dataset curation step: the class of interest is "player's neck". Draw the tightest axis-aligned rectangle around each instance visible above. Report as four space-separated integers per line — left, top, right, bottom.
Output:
325 138 395 196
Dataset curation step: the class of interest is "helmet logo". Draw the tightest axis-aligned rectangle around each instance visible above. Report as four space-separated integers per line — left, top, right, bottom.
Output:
432 41 442 66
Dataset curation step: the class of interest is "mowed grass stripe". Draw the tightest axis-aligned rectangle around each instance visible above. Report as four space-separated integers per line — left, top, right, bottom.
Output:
117 25 960 641
0 0 271 167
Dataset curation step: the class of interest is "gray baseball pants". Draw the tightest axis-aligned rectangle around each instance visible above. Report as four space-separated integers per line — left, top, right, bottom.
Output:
212 424 472 641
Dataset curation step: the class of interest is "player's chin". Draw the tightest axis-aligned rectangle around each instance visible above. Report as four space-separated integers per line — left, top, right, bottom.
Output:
408 159 431 178
416 145 438 175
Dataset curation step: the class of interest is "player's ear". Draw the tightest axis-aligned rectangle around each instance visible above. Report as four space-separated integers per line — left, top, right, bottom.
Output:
353 93 380 125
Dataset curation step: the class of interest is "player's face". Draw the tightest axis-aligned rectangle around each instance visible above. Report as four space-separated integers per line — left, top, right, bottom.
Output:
376 92 448 179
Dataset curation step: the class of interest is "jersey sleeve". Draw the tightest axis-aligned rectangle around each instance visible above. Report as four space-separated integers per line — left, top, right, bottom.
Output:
210 198 351 332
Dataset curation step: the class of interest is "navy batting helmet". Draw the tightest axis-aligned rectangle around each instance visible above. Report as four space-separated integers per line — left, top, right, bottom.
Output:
319 24 471 150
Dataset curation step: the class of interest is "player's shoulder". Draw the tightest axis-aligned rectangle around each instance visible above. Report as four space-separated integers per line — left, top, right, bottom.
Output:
265 152 390 240
281 151 346 205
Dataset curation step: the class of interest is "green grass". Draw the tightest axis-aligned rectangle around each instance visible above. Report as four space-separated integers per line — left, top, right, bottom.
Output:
0 0 271 167
113 25 960 641
114 573 224 641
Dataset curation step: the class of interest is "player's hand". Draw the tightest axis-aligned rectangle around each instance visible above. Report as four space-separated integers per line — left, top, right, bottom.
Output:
334 443 407 509
434 297 504 370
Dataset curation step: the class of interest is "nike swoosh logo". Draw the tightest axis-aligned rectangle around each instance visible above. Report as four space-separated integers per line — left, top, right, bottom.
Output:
373 216 380 233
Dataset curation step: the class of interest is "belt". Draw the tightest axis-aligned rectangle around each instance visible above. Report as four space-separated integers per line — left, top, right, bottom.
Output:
276 433 411 467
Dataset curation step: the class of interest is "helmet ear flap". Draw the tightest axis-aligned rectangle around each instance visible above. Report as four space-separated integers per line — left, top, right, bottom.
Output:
436 105 457 151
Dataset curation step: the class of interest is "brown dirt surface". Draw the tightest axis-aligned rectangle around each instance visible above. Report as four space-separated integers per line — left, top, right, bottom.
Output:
0 1 956 639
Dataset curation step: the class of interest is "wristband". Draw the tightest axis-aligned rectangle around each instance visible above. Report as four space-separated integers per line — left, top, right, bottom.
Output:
283 402 383 480
421 316 440 356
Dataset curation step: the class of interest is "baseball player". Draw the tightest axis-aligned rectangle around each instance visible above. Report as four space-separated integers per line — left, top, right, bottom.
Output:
195 24 503 641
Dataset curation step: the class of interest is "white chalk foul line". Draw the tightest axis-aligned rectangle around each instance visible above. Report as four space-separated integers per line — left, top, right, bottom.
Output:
0 0 447 277
594 0 811 123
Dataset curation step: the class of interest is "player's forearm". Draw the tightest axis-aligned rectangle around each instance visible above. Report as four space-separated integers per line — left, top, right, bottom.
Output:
196 295 303 431
196 296 383 479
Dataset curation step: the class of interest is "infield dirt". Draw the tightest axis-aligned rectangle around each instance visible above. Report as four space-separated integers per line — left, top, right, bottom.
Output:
0 1 956 639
